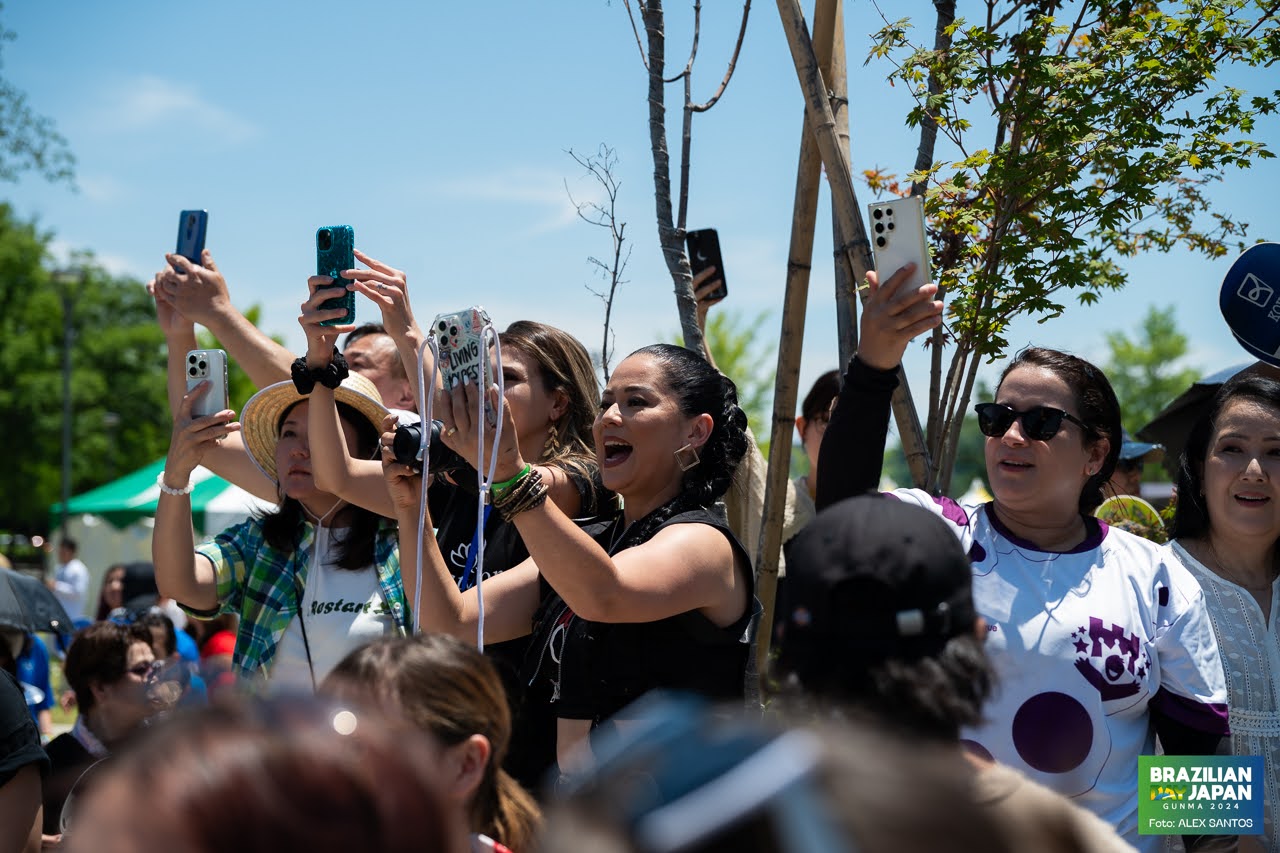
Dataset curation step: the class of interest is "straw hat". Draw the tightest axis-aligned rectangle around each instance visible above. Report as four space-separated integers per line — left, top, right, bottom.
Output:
240 373 389 483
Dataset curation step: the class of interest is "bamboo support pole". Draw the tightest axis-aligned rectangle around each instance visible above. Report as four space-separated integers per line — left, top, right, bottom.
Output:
827 2 857 367
752 0 833 679
775 0 933 490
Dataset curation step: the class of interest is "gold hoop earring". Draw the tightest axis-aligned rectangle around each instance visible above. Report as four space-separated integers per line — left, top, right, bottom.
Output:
542 421 562 460
675 443 701 472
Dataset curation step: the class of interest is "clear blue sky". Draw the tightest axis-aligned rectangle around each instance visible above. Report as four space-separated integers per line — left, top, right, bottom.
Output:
8 1 1278 429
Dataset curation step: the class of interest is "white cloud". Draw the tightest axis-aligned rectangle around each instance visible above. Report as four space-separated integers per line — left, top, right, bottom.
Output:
94 76 257 145
77 174 128 203
46 238 146 279
433 168 597 236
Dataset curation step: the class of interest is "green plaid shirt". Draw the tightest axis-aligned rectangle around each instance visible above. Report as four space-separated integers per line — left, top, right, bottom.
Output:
193 516 408 682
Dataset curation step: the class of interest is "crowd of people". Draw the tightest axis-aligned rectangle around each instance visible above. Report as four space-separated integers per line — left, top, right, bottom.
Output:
1 243 1276 853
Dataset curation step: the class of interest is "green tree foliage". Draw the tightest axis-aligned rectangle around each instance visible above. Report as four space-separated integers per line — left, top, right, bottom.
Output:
0 5 75 184
866 0 1278 492
0 205 169 533
1103 305 1201 435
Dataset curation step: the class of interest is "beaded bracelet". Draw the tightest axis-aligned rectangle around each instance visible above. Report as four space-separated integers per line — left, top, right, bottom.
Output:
489 464 532 501
156 472 195 497
493 467 548 521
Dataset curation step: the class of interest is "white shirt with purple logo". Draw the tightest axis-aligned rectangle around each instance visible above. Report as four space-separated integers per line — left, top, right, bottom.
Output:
890 490 1229 851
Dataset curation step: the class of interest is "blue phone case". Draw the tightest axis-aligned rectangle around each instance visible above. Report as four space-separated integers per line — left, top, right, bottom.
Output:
316 225 356 327
176 210 208 265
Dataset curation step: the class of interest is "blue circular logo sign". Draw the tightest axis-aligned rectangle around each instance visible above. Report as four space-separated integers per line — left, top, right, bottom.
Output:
1220 243 1280 367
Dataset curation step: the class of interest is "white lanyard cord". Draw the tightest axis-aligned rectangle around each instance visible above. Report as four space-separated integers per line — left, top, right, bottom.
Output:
412 335 442 637
474 323 506 652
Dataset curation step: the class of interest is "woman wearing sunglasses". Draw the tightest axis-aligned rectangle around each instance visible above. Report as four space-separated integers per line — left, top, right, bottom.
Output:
814 264 1228 852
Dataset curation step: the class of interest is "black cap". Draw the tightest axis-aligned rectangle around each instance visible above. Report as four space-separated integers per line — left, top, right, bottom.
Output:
120 561 159 613
777 496 976 680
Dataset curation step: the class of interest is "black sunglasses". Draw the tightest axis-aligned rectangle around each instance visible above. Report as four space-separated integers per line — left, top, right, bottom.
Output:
974 402 1088 441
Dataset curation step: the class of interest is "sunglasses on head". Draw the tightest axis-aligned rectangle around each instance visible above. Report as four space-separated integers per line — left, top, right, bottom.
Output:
974 402 1088 441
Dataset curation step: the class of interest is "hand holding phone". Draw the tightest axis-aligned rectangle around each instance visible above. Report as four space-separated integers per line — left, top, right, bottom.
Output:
432 307 496 425
175 210 208 266
867 197 932 292
685 229 728 301
185 349 229 418
316 226 356 327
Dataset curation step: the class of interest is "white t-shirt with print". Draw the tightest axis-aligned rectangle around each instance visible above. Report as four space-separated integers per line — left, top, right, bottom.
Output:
270 526 396 693
890 490 1228 853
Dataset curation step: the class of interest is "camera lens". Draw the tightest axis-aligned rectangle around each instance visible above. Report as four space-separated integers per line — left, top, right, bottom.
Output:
449 325 459 336
887 222 895 231
188 354 198 364
188 367 198 377
873 208 883 220
437 320 448 331
318 229 332 251
392 420 468 476
876 236 886 248
875 223 884 233
198 360 207 370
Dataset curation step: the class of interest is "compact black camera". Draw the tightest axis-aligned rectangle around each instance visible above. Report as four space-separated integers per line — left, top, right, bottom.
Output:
393 419 469 475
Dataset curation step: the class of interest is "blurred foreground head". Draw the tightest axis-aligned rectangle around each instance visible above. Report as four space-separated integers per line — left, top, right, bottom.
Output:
63 694 459 853
538 692 1012 853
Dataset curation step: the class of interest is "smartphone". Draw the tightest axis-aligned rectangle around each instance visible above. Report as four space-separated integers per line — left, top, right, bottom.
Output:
867 197 932 292
185 349 229 418
431 307 497 425
316 225 356 327
685 228 728 300
175 210 208 265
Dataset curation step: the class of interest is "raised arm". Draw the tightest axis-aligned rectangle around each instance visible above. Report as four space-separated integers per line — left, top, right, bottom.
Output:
815 264 942 510
300 274 400 516
379 416 541 643
159 249 295 387
152 386 239 611
344 249 434 412
438 385 747 627
152 271 277 502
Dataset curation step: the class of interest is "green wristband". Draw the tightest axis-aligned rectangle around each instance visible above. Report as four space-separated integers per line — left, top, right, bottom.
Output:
490 464 532 499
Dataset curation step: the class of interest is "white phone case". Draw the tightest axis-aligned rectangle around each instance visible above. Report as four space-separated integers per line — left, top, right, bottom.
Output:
867 196 932 292
431 308 497 425
185 349 229 418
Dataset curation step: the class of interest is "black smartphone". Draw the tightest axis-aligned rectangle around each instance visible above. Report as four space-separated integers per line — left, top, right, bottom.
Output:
316 225 356 327
685 228 727 300
175 210 208 265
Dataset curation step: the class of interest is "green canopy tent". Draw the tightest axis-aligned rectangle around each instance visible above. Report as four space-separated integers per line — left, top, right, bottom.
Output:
49 460 275 601
52 459 272 534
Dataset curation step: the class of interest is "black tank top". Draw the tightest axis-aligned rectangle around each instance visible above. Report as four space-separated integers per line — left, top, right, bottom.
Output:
522 504 756 723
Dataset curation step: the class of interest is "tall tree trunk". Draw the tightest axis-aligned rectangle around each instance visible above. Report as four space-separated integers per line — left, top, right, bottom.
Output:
775 0 933 488
641 0 705 355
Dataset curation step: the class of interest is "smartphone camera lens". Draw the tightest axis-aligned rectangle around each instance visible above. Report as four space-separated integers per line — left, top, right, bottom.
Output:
198 360 207 370
188 354 198 365
188 366 198 377
318 229 333 251
873 208 883 220
449 325 459 337
876 236 887 248
887 222 895 231
437 320 448 332
875 223 884 233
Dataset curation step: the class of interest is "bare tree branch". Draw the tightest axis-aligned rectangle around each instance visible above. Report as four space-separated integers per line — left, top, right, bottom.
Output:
691 1 752 112
623 0 650 69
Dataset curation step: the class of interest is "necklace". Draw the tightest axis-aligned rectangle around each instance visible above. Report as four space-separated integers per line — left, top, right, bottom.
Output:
1205 539 1278 593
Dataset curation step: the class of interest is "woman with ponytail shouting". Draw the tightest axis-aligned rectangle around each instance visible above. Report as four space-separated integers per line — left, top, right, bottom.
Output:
382 344 754 781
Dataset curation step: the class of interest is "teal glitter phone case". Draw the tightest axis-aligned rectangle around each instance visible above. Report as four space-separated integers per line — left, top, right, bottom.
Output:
316 225 355 327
